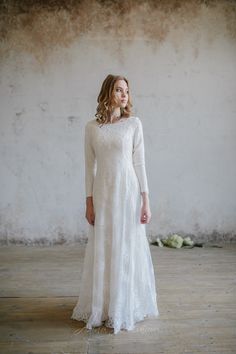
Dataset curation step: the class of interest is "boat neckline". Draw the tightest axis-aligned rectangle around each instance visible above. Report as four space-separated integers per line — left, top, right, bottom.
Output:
96 117 135 126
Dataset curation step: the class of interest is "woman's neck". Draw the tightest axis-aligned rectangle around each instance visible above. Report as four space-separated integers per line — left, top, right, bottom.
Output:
110 107 121 122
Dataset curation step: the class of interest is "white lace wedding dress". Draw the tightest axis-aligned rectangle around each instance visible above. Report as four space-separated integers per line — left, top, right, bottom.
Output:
71 116 159 334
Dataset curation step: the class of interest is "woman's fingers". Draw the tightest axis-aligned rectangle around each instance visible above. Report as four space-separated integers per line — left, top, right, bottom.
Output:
85 210 95 225
141 211 151 224
89 213 95 225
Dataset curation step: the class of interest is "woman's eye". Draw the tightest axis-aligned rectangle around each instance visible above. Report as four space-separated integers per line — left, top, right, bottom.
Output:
116 88 129 94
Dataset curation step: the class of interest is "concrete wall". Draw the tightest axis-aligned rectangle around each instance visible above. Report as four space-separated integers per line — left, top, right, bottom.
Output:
1 0 236 245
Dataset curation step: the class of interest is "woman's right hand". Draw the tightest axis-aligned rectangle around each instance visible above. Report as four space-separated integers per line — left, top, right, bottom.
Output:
86 197 95 226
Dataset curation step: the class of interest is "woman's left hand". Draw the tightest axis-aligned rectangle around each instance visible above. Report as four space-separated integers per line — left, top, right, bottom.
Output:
140 204 152 224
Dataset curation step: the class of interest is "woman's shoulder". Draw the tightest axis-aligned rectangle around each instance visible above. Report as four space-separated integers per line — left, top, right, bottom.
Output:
127 116 142 124
86 117 97 124
129 116 143 128
85 118 97 129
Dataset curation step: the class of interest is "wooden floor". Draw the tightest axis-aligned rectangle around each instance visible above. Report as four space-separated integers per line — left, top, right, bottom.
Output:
0 242 236 354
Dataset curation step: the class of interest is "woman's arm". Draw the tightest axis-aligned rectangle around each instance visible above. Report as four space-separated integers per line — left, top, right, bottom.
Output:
84 123 96 225
84 122 96 198
132 118 149 194
132 118 151 223
141 191 149 206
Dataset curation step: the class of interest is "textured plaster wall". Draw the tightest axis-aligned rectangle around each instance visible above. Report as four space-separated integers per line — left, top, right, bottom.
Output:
0 0 236 245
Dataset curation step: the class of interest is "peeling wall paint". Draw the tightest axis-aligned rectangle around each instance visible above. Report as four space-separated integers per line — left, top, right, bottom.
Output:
0 0 236 245
1 0 236 64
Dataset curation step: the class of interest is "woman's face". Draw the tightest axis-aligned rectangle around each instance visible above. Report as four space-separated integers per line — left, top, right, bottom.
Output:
112 79 129 109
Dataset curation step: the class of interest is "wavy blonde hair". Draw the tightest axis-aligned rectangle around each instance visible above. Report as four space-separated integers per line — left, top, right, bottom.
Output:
95 74 133 125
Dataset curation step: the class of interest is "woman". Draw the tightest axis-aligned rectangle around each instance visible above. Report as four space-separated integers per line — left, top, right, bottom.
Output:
71 74 159 334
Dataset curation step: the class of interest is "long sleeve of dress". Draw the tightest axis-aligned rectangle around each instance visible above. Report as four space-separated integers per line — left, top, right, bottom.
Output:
132 118 149 194
84 122 96 197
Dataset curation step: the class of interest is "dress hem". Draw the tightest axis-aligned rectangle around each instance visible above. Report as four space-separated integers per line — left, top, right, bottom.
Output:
70 309 160 334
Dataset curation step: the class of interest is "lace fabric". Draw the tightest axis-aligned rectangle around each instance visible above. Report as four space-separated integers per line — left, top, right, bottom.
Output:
71 308 159 334
71 116 159 334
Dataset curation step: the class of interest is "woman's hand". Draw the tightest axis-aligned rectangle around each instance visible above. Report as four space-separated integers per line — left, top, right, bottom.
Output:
141 203 152 224
86 197 95 226
140 192 151 224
